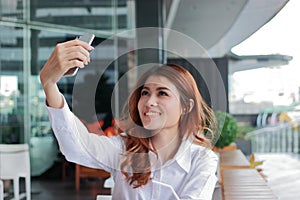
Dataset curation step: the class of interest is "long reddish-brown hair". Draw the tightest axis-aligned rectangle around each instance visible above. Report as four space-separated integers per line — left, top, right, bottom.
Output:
119 64 216 188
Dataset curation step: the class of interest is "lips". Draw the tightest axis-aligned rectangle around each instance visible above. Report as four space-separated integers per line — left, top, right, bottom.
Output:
141 109 164 130
145 112 160 116
144 110 161 117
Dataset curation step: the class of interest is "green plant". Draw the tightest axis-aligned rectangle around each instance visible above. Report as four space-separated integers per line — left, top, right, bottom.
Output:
237 124 256 140
214 111 238 148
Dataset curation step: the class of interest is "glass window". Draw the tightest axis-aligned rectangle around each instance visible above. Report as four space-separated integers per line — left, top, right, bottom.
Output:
0 0 24 21
30 0 129 32
0 25 25 144
0 0 135 176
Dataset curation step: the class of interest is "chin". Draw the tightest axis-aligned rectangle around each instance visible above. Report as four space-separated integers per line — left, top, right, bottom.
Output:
143 124 163 131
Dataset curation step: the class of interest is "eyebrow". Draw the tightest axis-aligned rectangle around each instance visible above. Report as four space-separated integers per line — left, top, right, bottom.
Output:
142 86 171 91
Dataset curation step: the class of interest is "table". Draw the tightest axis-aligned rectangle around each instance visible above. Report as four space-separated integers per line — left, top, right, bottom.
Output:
222 169 278 200
218 149 251 184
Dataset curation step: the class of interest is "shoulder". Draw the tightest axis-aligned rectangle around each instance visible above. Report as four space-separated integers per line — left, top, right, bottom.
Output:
190 144 218 170
105 135 126 151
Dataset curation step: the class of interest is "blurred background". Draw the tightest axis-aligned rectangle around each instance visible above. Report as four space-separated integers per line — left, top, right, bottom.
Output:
1 0 299 199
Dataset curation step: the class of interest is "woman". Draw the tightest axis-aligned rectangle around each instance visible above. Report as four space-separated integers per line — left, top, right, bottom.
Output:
40 39 218 200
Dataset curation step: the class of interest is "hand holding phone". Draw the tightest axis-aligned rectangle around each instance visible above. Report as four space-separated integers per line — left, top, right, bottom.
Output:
63 33 95 77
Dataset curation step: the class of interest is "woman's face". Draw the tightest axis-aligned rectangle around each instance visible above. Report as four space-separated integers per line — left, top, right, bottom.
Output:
137 75 183 132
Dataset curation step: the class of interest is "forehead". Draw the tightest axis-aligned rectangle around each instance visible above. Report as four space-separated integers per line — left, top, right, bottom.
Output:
143 75 179 93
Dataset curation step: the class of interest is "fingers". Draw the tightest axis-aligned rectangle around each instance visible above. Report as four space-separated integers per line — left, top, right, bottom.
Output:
57 39 93 70
64 48 90 67
41 39 94 82
65 39 94 51
64 59 85 70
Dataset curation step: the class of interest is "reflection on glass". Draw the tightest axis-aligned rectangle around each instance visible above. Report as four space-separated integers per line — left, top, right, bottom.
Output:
0 25 24 144
30 0 128 31
0 0 24 21
0 0 135 176
30 30 73 175
0 76 18 97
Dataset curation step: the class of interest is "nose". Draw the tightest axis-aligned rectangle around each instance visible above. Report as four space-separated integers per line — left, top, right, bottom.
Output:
145 94 158 107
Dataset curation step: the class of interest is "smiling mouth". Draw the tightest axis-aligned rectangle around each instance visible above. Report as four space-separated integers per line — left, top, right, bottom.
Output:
144 111 161 116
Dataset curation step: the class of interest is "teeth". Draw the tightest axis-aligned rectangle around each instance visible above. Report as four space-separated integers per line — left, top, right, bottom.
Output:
145 112 159 116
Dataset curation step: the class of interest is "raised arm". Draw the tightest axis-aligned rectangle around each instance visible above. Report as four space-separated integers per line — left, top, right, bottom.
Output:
40 39 123 171
40 39 94 108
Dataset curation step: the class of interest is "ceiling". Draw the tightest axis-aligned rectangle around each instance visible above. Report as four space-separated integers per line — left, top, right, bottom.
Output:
228 52 293 74
166 0 289 58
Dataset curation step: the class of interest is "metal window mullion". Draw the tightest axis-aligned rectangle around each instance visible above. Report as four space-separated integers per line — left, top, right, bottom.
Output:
22 0 31 144
112 0 119 120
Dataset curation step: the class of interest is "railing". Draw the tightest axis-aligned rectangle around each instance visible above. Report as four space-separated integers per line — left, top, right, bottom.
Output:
246 121 300 153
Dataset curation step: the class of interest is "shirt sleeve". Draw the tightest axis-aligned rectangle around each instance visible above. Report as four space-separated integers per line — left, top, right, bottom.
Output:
179 149 218 200
46 96 123 173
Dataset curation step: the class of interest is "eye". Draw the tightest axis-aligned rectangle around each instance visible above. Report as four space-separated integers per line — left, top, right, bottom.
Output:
158 91 168 96
141 89 149 96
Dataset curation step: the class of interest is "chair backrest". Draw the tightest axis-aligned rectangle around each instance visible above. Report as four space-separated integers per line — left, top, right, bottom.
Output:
0 144 30 179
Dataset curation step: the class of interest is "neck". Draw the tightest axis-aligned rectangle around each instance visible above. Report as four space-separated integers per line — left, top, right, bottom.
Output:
151 130 181 164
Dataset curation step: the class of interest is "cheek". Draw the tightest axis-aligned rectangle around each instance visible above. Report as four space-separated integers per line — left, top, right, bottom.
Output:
137 99 143 115
173 106 182 118
166 102 181 116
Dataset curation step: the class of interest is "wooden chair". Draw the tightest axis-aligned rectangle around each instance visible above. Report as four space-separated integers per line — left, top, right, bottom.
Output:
73 118 117 191
75 164 110 191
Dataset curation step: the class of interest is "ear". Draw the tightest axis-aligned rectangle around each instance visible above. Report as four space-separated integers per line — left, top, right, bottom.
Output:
182 99 194 114
188 99 194 112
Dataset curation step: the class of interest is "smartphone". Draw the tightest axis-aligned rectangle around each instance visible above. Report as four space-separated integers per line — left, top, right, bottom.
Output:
63 33 95 77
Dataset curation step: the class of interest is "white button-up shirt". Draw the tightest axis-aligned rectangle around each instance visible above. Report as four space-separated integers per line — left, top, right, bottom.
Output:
46 97 218 200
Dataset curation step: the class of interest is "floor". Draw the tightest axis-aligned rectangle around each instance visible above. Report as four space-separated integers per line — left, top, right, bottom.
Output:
4 153 300 200
2 159 222 200
255 153 300 200
3 162 111 200
30 176 111 200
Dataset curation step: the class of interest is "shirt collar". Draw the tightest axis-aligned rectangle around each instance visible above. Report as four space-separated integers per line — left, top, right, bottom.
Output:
148 136 194 173
173 137 193 173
